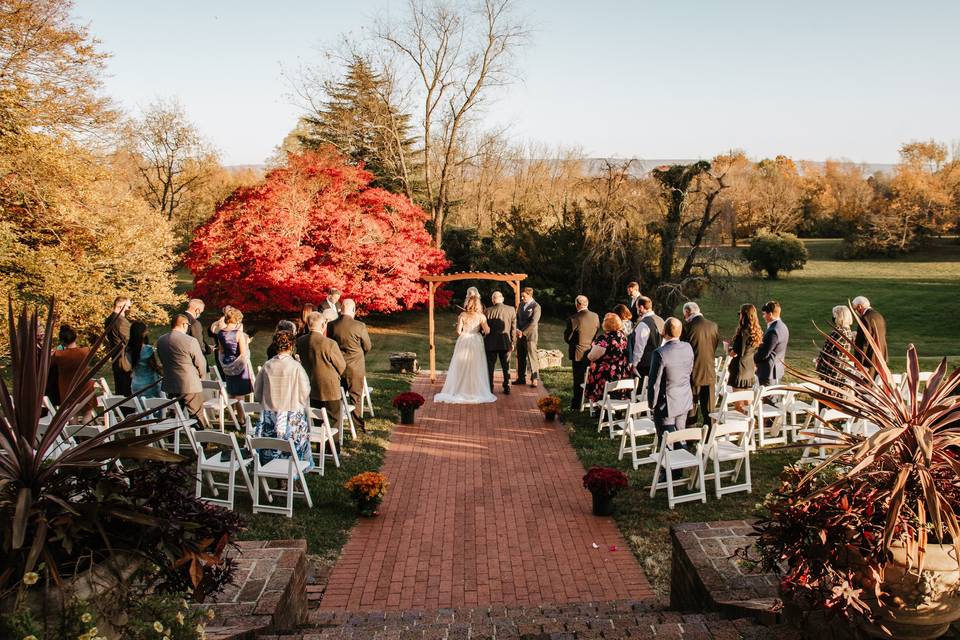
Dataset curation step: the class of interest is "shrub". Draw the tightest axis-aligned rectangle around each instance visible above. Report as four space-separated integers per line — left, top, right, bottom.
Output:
742 231 808 279
391 392 425 410
582 467 629 496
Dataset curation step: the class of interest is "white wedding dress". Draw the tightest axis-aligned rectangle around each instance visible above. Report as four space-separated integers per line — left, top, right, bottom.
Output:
434 313 497 404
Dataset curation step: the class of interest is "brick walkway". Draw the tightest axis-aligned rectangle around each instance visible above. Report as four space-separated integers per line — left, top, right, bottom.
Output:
320 372 652 611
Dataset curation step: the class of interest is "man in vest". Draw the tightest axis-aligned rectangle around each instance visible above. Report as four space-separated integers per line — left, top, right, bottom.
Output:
630 296 664 393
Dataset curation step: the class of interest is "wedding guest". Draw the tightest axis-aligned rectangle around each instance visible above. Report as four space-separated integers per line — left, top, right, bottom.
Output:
297 312 346 435
104 296 133 396
184 298 212 355
614 304 634 336
297 303 316 336
626 281 642 323
681 302 720 426
514 287 541 387
816 305 855 396
484 291 517 395
630 296 663 392
852 296 888 377
328 299 371 430
584 313 630 403
157 314 207 423
726 304 762 392
755 300 790 387
216 307 253 419
128 321 161 398
267 320 298 360
208 305 233 380
253 331 313 470
647 317 695 439
564 295 600 410
320 288 341 318
50 325 97 420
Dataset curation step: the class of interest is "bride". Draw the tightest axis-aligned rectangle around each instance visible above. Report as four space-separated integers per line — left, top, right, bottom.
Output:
434 290 497 404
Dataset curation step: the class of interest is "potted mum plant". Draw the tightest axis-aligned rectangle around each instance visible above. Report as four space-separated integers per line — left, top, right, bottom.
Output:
537 396 561 422
392 392 425 425
583 467 629 516
345 472 389 517
752 316 960 639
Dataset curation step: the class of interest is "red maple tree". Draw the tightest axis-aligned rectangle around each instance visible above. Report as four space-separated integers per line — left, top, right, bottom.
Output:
186 148 449 314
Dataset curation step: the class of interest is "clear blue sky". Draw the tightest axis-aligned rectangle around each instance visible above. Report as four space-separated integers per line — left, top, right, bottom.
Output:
74 0 960 166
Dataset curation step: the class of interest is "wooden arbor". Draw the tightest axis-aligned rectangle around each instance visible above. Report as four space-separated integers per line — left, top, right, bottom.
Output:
422 271 528 383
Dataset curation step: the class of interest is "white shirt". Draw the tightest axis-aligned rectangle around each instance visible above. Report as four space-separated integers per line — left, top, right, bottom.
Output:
631 311 656 366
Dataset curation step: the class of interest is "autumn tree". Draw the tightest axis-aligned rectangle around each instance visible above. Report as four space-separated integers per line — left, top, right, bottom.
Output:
376 0 529 247
0 0 179 342
294 56 421 198
186 148 449 314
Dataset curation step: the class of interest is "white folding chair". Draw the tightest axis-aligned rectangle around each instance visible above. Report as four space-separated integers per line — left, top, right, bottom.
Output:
307 407 340 475
193 430 255 511
360 377 375 418
649 428 706 508
617 402 658 469
96 377 112 395
784 385 817 441
201 379 241 432
99 394 145 432
249 437 313 518
596 378 637 439
140 397 197 455
579 382 596 415
708 388 755 426
756 387 789 447
340 386 357 441
241 401 263 435
798 424 844 464
702 421 753 498
714 355 731 404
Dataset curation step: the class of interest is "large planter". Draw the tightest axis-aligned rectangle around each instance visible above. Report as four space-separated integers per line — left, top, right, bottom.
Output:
544 412 557 422
399 406 417 424
859 543 960 639
356 495 382 517
591 492 614 516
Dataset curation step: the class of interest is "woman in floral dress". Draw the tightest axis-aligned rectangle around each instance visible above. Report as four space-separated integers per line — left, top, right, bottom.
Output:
585 313 631 403
252 332 313 470
815 305 856 398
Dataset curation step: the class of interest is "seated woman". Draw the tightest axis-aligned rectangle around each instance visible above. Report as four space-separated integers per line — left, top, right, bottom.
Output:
816 305 855 397
128 321 162 398
726 304 762 391
252 332 313 470
584 313 631 404
49 325 97 422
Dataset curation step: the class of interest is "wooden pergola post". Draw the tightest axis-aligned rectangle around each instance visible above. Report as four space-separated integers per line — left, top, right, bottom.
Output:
421 271 528 384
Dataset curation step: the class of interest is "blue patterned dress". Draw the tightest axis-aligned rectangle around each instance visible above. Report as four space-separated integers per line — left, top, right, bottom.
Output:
251 409 313 471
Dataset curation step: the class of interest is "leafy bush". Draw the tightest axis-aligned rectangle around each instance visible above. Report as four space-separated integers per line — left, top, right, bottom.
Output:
742 231 808 279
582 467 629 496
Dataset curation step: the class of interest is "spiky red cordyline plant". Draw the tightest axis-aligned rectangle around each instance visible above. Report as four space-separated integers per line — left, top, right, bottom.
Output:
0 299 181 593
754 303 960 623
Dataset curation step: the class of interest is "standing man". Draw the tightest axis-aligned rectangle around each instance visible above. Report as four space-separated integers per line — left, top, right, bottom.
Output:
564 295 601 410
484 291 517 395
104 296 133 396
184 298 212 356
755 300 790 387
156 314 207 424
626 281 642 323
681 302 720 427
513 287 541 388
852 296 887 376
647 318 695 439
328 299 371 431
630 296 664 392
297 312 347 437
321 288 342 319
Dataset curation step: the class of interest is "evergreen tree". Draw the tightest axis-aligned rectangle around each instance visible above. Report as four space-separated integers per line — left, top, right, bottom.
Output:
299 57 421 197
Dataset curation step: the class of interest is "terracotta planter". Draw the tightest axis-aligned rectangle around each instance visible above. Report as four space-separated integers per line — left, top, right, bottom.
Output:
858 544 960 639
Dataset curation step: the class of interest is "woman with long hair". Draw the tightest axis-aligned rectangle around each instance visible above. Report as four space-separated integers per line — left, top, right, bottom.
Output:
726 304 763 391
128 321 161 398
49 325 97 419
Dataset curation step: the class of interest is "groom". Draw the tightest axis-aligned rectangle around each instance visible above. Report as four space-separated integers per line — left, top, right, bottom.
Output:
484 291 517 395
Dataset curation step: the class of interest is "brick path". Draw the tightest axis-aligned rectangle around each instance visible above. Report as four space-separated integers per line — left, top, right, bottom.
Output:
320 372 652 611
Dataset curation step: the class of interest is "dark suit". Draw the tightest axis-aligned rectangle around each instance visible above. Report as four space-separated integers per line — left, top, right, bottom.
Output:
104 311 132 396
328 315 371 412
627 295 641 323
297 331 347 432
564 308 600 410
156 330 207 421
633 312 664 390
185 311 212 355
755 319 790 385
516 299 541 381
855 307 888 377
647 339 695 436
484 303 517 391
681 314 720 426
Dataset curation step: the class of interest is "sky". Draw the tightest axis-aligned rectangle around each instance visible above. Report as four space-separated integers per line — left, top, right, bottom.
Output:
74 0 960 166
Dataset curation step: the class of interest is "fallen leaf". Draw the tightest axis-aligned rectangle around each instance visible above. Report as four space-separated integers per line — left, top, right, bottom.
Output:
609 545 618 552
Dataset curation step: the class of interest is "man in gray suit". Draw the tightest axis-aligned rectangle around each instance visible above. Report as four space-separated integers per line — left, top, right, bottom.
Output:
755 300 789 386
564 295 600 411
513 287 541 387
328 299 372 430
484 291 517 395
157 314 207 423
647 317 695 438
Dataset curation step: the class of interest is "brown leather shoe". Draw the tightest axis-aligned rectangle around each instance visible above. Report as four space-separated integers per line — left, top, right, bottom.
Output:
530 379 539 387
